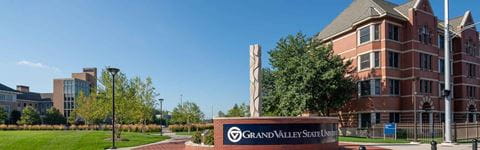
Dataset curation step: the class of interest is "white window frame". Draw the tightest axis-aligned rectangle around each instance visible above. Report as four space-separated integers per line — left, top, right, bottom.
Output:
358 24 381 45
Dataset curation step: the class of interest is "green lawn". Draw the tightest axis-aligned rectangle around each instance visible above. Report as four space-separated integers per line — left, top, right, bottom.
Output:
0 130 169 150
339 136 410 143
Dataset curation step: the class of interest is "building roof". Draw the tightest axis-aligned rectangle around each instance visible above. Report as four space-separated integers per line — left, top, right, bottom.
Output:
0 83 17 93
394 0 417 17
17 92 53 102
317 0 477 41
317 0 407 41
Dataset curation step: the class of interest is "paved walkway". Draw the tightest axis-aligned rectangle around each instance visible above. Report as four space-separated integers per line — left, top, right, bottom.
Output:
131 133 190 150
341 142 477 150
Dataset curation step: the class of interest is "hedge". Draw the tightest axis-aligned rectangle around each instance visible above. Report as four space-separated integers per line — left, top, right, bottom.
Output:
168 124 213 132
0 124 162 132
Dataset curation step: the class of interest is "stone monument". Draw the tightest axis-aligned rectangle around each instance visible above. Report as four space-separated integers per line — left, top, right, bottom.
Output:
249 44 262 117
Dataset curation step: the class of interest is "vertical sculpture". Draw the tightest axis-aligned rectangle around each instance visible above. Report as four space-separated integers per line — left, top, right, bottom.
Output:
249 44 262 117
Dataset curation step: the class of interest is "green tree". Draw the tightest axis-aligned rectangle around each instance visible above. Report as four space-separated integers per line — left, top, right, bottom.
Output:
0 107 7 124
265 32 356 116
226 103 249 117
261 68 278 116
217 111 226 117
171 101 204 125
43 107 66 125
9 110 21 124
75 67 159 138
18 106 41 125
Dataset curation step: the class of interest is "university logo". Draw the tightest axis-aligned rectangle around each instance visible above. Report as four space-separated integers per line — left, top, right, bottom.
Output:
227 127 242 143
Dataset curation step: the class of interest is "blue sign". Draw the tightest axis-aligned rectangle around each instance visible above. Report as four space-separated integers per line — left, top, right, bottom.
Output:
384 123 396 135
223 123 338 145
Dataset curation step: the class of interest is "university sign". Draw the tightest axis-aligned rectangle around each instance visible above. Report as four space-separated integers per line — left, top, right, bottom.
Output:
223 123 338 145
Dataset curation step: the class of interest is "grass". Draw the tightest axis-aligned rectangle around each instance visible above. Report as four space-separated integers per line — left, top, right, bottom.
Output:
175 131 196 136
339 136 410 143
0 130 170 150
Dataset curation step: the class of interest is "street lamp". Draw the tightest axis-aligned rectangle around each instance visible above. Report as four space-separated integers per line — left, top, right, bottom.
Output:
107 67 120 149
158 98 164 136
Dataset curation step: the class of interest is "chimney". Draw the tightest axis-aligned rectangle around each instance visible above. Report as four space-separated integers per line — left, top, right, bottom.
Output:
17 85 30 93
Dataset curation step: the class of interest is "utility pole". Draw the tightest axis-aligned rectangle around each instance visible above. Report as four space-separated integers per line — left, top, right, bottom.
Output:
443 0 453 144
180 94 183 105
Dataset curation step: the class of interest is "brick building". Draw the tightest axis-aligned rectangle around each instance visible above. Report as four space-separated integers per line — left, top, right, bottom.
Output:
53 68 97 117
317 0 479 128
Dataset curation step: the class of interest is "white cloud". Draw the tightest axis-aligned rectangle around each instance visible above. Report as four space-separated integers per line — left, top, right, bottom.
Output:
17 60 60 72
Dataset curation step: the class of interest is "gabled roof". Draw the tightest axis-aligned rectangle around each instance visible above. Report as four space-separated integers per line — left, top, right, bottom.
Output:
438 11 475 33
317 0 407 41
0 83 17 93
394 0 417 17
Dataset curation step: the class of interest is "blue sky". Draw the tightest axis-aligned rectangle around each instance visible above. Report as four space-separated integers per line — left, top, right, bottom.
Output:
0 0 478 119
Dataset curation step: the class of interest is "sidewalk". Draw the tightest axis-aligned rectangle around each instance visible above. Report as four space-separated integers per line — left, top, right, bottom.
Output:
341 142 477 150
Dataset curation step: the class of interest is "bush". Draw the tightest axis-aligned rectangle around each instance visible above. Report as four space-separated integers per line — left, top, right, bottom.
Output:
168 124 213 132
397 129 407 139
0 124 160 132
204 130 214 145
192 131 202 144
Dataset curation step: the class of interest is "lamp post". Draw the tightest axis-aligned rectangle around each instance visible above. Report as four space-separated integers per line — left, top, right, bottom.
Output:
107 67 120 149
158 98 164 136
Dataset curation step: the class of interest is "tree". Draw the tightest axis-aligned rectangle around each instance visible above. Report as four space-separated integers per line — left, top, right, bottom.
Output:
75 67 159 138
9 110 21 124
44 107 66 125
171 101 204 125
217 111 226 117
261 68 278 116
226 103 249 117
0 107 7 124
18 106 41 125
264 32 356 116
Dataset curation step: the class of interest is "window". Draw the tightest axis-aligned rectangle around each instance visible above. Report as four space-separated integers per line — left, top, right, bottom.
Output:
359 26 371 44
438 35 445 49
360 113 372 128
359 79 381 96
439 83 445 97
438 59 445 73
359 53 370 70
389 113 400 123
389 79 400 95
375 113 381 124
419 53 432 70
374 24 380 40
420 80 433 93
467 86 477 98
374 79 381 95
465 39 477 56
419 25 431 44
359 52 380 70
468 63 476 78
388 51 399 68
374 52 380 68
388 24 399 41
360 80 371 96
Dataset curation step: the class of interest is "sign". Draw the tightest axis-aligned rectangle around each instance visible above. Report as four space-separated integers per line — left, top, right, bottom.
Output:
223 123 338 145
383 123 397 140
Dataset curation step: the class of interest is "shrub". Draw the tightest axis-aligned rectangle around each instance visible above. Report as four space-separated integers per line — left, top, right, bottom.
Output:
204 130 214 145
397 129 407 139
0 124 161 132
192 131 202 144
168 124 213 132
